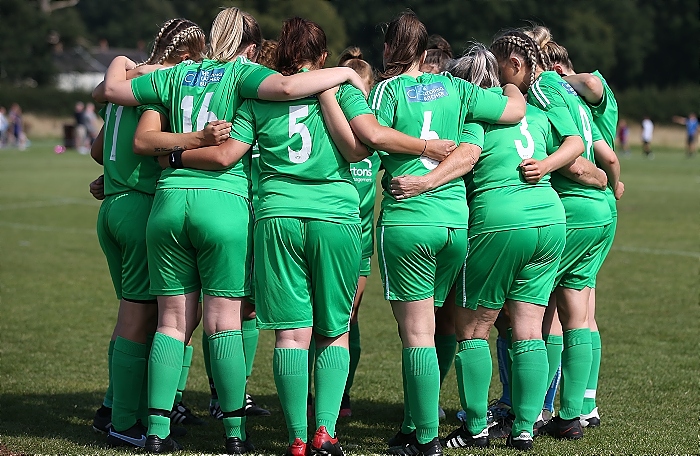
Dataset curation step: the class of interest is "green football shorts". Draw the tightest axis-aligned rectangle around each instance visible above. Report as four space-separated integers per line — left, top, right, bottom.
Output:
458 224 566 309
146 189 253 297
97 191 155 302
556 224 612 290
254 217 361 337
377 225 468 306
589 215 617 289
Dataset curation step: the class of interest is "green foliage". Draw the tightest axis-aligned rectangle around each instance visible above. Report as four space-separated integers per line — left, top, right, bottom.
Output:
0 0 53 84
0 85 93 117
0 143 698 455
616 84 700 122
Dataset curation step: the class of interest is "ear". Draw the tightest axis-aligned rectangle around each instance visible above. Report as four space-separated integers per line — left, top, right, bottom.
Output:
319 51 328 68
510 55 522 72
419 50 427 67
244 43 257 61
552 63 564 75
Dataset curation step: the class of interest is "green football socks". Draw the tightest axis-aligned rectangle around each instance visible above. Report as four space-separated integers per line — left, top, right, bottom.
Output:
434 333 457 386
173 344 193 406
403 347 440 444
510 339 548 436
545 334 563 393
209 330 247 439
274 348 309 444
314 345 349 437
345 322 361 394
242 319 259 378
582 330 601 415
559 328 592 420
147 333 184 438
103 339 115 408
111 337 148 431
455 339 491 436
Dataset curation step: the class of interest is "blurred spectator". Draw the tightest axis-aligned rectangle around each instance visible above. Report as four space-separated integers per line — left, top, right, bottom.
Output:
641 116 654 158
74 101 88 154
0 106 8 147
672 112 698 158
616 119 629 155
84 102 99 145
8 104 27 150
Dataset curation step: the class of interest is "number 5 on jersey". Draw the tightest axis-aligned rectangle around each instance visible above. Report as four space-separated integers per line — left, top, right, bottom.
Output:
288 105 312 164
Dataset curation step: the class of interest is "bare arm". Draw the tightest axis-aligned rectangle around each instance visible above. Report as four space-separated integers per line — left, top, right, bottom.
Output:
169 138 252 170
90 126 105 165
133 110 231 156
563 73 603 105
557 156 607 189
318 87 369 163
101 56 142 106
348 114 456 162
593 139 620 193
258 67 368 101
520 135 584 183
389 142 482 200
497 84 527 124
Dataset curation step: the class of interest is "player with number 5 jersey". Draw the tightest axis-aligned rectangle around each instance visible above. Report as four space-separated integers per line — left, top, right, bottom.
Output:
370 12 526 456
101 8 371 455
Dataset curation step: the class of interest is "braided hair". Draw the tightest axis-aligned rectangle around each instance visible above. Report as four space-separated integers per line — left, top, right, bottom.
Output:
525 26 573 73
145 18 205 65
490 30 549 89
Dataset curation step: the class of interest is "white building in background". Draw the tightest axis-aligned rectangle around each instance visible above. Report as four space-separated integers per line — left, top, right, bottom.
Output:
53 41 147 92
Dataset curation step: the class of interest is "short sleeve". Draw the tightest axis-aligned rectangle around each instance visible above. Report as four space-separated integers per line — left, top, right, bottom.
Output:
461 121 485 148
337 84 372 121
545 119 563 155
542 107 580 139
460 80 508 123
131 67 175 105
369 80 397 128
588 72 608 119
230 100 256 145
137 104 168 117
98 105 107 120
237 62 278 99
591 120 603 142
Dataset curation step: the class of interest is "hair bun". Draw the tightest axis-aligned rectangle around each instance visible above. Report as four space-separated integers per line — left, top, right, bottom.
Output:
338 46 363 66
526 25 552 48
427 35 453 58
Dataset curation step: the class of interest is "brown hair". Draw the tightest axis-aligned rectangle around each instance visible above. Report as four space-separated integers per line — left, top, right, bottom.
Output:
276 17 327 76
380 11 428 80
145 19 206 65
490 29 549 89
526 26 573 72
257 39 278 70
208 7 262 62
424 34 453 72
338 46 375 90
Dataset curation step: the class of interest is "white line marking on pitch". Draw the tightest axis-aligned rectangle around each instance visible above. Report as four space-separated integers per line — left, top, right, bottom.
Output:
613 245 700 259
0 198 99 211
0 221 95 235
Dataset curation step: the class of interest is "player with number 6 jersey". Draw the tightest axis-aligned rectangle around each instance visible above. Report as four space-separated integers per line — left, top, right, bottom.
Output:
370 12 526 456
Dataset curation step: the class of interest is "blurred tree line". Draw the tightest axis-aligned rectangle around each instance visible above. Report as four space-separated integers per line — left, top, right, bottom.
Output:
0 0 697 117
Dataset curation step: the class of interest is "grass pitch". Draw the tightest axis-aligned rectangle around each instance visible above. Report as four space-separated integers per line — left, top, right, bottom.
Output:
0 141 698 455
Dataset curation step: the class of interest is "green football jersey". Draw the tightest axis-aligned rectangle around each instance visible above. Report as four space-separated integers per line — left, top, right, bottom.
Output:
589 70 618 216
369 72 508 228
100 103 166 196
131 57 276 198
462 102 565 236
351 152 381 258
250 142 261 210
528 71 612 228
231 82 369 224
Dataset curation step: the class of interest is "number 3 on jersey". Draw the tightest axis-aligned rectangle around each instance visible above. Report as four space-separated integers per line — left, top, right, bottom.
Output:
288 105 312 164
514 117 534 160
420 111 439 170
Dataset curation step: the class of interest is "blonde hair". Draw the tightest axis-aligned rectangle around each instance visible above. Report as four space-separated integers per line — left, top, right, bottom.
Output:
526 26 573 72
449 42 500 89
208 7 262 62
490 30 549 89
338 46 376 90
145 19 205 65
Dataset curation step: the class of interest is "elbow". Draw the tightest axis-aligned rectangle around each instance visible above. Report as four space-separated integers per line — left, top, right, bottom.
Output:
132 136 149 155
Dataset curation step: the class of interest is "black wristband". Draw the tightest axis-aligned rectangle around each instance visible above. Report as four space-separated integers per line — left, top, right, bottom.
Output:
169 149 184 169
